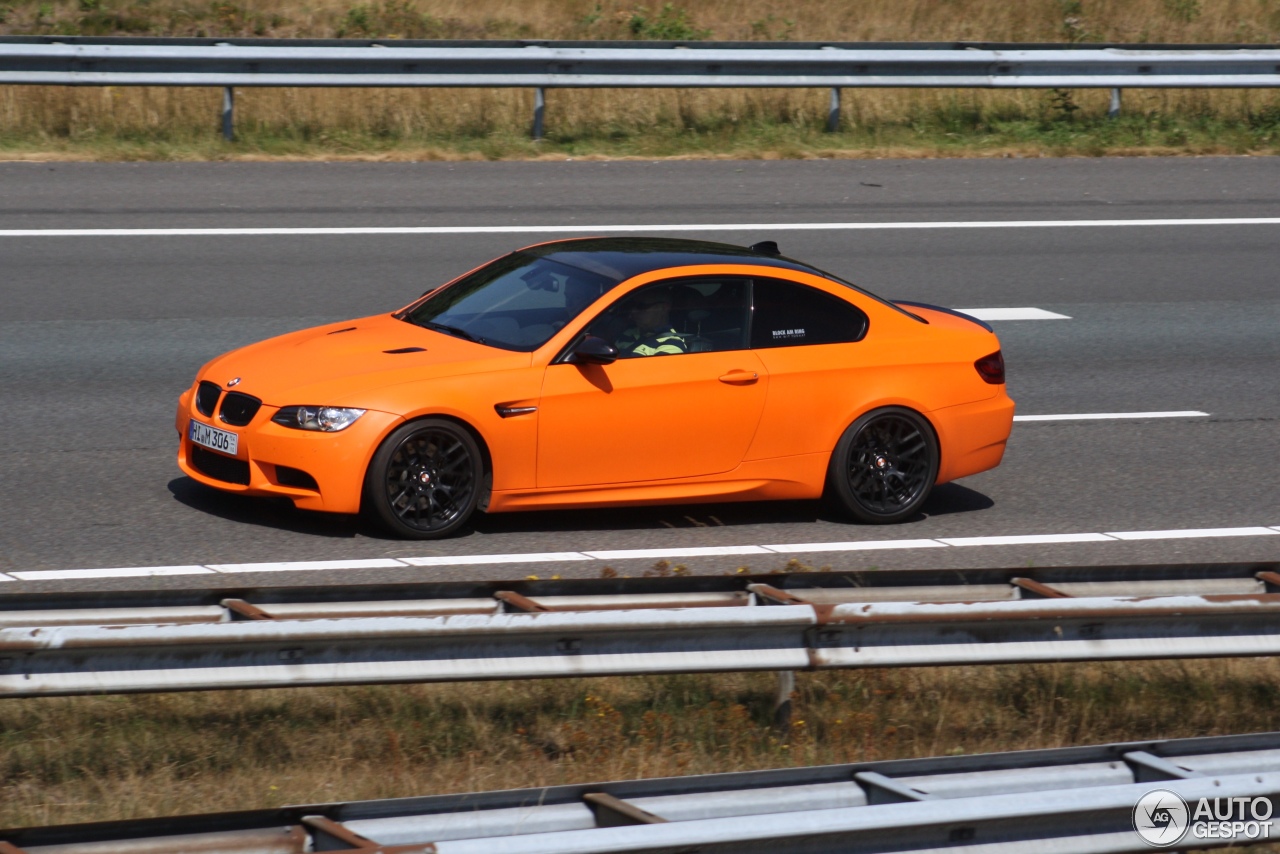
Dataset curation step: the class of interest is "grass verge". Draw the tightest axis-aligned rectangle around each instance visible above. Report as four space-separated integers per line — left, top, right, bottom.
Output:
2 0 1279 160
3 106 1279 161
5 658 1280 828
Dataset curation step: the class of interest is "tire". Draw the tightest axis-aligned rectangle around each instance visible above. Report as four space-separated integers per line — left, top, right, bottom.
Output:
364 418 483 539
827 407 939 524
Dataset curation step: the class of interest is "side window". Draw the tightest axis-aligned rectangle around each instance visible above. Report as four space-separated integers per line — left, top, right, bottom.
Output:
583 278 751 358
750 278 869 349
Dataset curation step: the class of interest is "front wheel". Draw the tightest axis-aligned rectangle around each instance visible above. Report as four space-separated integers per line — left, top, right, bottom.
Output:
828 407 939 524
364 418 482 539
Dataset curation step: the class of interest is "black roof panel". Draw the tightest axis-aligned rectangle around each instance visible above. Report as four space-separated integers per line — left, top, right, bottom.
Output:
519 237 833 282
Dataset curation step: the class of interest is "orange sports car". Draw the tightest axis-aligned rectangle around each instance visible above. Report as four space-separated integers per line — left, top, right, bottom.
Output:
176 237 1014 539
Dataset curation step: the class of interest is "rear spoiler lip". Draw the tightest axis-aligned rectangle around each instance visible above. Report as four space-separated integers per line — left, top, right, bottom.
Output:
891 300 994 333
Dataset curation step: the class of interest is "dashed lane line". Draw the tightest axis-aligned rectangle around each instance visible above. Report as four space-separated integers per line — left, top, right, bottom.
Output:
754 539 946 553
935 533 1115 547
1106 527 1279 541
582 545 772 561
3 524 1277 582
958 308 1071 321
1013 411 1210 422
402 552 591 566
0 565 215 582
203 558 407 573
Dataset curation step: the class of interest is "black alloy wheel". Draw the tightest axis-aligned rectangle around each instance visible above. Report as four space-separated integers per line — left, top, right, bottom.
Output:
828 407 939 524
365 418 483 539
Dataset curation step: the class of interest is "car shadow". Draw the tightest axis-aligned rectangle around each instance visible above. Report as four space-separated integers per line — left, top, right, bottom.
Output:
168 477 367 539
170 477 995 541
920 482 996 518
469 484 994 536
468 499 831 536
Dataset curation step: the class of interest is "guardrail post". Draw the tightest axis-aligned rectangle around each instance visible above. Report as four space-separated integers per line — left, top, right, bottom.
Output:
827 87 841 132
1108 87 1122 119
773 670 795 731
531 87 545 140
221 86 235 141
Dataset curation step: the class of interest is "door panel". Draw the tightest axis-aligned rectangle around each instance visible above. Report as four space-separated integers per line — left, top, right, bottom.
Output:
537 352 769 487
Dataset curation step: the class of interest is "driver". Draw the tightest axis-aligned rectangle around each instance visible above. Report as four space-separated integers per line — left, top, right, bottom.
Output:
615 288 687 357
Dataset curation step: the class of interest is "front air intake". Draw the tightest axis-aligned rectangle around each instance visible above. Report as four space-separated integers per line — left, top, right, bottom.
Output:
275 465 319 491
190 446 250 485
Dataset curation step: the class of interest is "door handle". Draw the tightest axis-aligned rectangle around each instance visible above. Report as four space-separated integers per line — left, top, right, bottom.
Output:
718 370 759 385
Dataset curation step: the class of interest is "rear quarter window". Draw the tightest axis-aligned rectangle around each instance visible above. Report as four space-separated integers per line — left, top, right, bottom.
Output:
749 278 870 349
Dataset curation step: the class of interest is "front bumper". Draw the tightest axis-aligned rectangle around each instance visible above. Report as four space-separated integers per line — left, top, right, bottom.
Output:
176 391 401 514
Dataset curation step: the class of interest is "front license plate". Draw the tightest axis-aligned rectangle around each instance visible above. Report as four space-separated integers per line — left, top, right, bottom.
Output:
189 420 239 456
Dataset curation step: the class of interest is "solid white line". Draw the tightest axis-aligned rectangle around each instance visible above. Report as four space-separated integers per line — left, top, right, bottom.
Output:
582 546 772 560
1105 527 1280 541
956 307 1071 321
204 558 408 573
8 523 1279 581
938 533 1116 547
9 566 215 581
1014 411 1210 422
3 217 1280 238
402 552 592 566
762 539 946 553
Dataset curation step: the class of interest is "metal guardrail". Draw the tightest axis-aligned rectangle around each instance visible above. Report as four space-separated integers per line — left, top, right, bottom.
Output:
3 562 1280 698
6 732 1280 852
2 37 1279 138
4 560 1276 618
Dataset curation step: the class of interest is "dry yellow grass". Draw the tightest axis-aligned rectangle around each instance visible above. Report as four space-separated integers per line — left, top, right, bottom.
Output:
4 0 1280 42
5 658 1280 829
1 0 1279 158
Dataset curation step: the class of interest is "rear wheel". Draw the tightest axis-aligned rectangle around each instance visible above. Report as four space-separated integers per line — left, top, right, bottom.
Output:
828 407 939 524
365 418 482 539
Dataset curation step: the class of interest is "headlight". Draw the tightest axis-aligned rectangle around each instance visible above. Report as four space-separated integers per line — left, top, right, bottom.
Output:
271 406 367 432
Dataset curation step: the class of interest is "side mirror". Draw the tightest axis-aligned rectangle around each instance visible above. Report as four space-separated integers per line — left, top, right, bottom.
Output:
566 335 619 366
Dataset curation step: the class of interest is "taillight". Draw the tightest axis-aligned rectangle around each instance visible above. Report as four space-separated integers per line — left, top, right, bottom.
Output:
975 350 1005 384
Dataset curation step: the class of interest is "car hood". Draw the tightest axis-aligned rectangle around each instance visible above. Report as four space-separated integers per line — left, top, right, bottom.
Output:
199 314 533 408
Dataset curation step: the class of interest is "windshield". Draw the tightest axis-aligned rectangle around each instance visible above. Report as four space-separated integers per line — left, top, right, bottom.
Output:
399 252 622 352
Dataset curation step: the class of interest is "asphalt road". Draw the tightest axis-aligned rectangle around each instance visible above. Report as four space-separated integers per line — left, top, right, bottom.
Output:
2 157 1278 593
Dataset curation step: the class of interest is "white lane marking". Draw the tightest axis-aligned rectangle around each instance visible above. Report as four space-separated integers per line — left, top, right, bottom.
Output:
3 217 1280 238
8 523 1278 580
760 539 946 553
203 558 408 573
0 573 15 582
937 533 1116 547
582 546 772 560
402 552 591 566
956 307 1071 321
9 566 214 581
1014 411 1210 422
1105 527 1280 541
